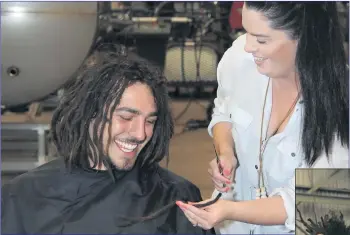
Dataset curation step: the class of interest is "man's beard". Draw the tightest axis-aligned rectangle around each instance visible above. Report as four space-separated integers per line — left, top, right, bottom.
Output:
106 152 139 172
117 158 135 171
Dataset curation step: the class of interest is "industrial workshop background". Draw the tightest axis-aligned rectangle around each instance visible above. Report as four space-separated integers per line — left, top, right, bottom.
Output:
1 1 249 183
1 3 350 234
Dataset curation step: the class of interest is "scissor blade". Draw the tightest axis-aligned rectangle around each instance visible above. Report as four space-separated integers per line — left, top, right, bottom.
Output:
213 144 226 188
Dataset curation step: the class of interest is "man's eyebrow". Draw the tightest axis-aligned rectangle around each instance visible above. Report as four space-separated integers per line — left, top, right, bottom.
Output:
115 107 158 117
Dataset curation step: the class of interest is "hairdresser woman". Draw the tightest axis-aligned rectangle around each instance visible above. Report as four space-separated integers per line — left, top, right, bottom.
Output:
177 2 349 234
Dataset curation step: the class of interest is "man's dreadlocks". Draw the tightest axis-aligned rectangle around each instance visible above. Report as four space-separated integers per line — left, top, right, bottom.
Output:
51 46 174 176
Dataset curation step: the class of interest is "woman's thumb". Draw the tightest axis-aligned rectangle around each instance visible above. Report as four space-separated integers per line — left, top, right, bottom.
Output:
219 158 233 177
223 168 232 177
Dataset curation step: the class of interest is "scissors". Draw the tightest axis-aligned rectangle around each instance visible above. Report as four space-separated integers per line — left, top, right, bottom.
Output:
213 144 226 188
191 144 224 208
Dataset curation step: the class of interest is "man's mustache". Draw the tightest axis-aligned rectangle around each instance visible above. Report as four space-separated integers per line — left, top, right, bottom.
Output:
113 137 145 145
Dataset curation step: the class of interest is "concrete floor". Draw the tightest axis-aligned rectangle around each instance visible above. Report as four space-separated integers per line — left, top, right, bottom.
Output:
1 100 216 199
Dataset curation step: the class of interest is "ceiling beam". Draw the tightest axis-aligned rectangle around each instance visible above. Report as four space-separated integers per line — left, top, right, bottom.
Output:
296 169 342 207
296 193 350 206
307 169 341 193
296 186 350 196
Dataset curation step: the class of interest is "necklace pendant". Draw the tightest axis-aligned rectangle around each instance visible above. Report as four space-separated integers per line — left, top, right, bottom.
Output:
260 187 267 198
255 188 261 199
255 187 268 199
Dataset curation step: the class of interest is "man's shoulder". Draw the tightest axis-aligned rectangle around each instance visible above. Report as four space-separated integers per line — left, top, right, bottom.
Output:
155 166 201 195
2 159 64 196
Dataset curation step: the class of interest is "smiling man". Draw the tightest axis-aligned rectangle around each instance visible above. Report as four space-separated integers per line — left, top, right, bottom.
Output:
1 49 214 234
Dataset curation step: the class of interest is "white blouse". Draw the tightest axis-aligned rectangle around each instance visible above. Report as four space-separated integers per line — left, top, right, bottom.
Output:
208 34 349 234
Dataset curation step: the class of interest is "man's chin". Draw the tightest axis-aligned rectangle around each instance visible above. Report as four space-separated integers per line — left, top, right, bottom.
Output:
108 147 141 171
110 158 136 171
117 163 135 171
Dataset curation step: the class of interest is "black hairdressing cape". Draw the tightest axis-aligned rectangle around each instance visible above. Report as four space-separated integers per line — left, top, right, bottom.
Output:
2 158 215 234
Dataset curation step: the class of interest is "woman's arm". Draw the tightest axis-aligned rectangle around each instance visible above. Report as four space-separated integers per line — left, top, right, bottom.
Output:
176 196 288 231
225 196 287 225
208 35 249 156
207 42 239 178
208 79 237 183
228 176 295 229
212 122 235 157
177 176 295 231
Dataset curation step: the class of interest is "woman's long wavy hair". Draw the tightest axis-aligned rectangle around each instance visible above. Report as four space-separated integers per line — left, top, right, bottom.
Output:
245 2 349 166
51 46 174 175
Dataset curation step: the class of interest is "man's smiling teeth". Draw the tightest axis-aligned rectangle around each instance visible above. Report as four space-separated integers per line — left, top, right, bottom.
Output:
115 140 137 152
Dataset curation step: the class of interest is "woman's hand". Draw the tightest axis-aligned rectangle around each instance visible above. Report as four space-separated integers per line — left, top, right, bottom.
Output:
176 199 232 230
208 151 237 192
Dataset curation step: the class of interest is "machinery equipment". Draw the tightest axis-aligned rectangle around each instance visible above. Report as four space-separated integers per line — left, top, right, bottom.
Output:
1 2 99 176
1 1 233 111
1 2 99 108
1 1 348 177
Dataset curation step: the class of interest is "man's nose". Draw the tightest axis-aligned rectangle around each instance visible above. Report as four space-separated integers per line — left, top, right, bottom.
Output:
244 34 258 54
129 119 146 142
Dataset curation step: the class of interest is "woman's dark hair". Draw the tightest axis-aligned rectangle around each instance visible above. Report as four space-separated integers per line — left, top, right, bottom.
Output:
51 45 174 175
245 2 349 166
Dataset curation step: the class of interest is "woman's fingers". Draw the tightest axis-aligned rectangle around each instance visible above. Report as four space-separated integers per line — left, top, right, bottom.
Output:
182 210 197 226
183 208 209 229
209 159 232 184
218 157 234 179
176 201 203 226
177 201 212 230
211 178 230 192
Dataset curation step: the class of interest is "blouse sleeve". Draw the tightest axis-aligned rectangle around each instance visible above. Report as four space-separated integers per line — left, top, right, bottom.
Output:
268 175 296 232
207 56 233 137
207 34 248 137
